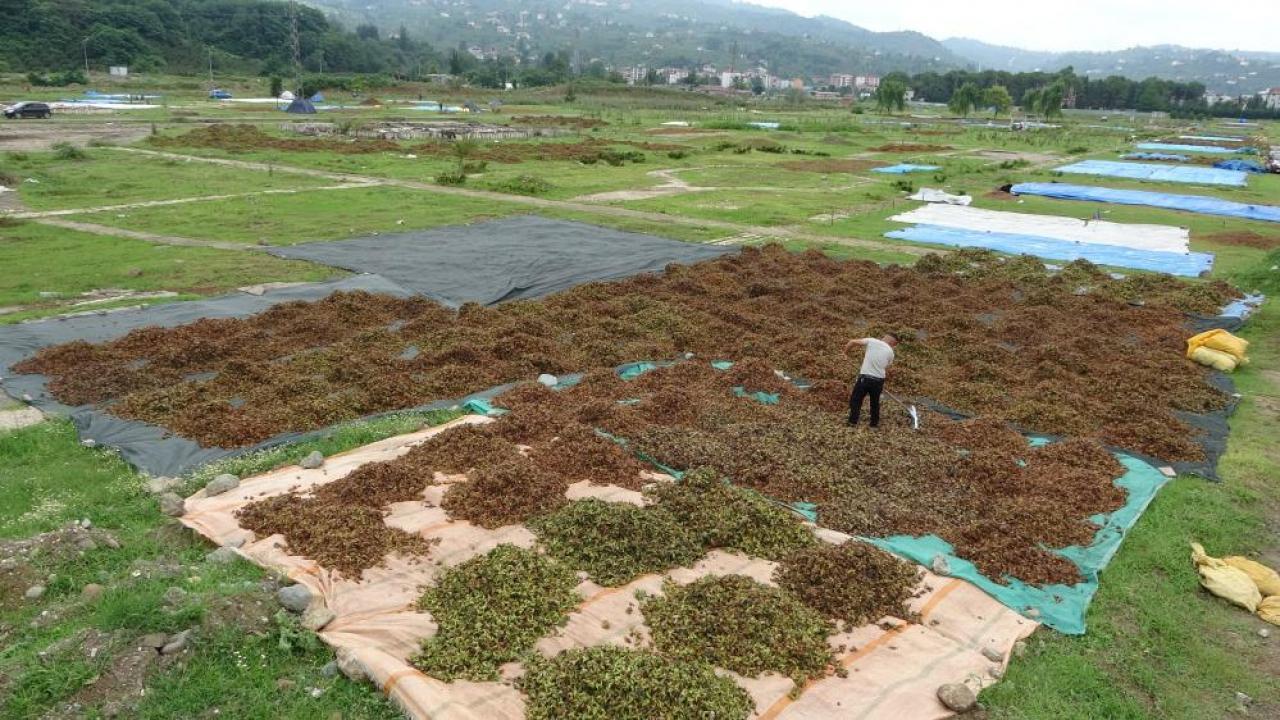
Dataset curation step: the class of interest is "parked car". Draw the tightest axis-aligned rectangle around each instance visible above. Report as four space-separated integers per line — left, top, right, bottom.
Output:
4 101 52 119
208 89 232 100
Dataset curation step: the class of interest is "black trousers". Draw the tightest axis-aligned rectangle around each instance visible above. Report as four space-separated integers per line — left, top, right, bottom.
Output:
848 374 885 427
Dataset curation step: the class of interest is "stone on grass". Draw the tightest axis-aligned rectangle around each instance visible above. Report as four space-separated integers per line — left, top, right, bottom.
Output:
277 583 313 613
161 630 192 655
299 451 325 470
82 583 104 600
145 476 180 495
1012 640 1027 657
139 633 168 649
24 585 46 600
163 586 188 606
206 546 239 565
936 683 977 713
320 661 340 678
205 474 240 497
158 492 185 517
1259 628 1271 639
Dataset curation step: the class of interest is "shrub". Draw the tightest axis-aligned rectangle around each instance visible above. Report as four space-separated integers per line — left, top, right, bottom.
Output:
667 149 689 160
51 142 87 161
530 499 703 585
522 646 753 720
435 170 467 186
413 545 579 681
488 174 554 196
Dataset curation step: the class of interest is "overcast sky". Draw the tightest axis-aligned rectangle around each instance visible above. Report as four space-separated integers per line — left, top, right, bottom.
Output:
759 0 1278 53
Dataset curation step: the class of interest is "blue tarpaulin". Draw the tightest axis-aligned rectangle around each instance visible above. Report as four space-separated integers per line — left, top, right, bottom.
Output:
1010 182 1280 224
1055 160 1247 187
885 224 1214 276
1215 159 1267 174
873 163 942 174
1122 152 1189 162
1136 142 1248 155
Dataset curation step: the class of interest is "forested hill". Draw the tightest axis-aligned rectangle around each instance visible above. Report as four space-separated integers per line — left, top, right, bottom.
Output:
301 0 965 78
0 0 433 76
943 38 1280 94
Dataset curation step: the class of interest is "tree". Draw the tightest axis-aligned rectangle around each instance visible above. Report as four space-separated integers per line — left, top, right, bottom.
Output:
948 82 982 116
1021 88 1042 115
983 85 1013 117
355 24 379 41
1039 82 1065 117
269 76 283 97
750 76 765 95
874 79 907 114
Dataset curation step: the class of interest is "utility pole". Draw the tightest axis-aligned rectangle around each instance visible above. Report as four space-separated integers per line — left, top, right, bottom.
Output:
288 0 303 95
207 47 214 87
82 36 90 77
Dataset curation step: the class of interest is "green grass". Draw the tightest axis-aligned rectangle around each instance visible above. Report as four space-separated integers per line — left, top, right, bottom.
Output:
5 147 333 211
63 185 529 244
0 411 479 719
0 221 337 320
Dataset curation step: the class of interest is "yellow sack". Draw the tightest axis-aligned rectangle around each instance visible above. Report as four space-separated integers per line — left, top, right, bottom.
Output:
1191 543 1262 612
1224 556 1280 597
1258 596 1280 627
1186 329 1249 364
1190 346 1238 373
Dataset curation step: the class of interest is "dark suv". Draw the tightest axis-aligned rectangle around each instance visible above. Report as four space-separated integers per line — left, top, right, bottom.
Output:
4 102 52 119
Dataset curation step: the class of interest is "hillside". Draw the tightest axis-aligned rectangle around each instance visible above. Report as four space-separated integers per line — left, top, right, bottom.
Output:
943 38 1280 94
301 0 966 78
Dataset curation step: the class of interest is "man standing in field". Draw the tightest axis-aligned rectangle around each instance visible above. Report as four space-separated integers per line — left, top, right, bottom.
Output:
844 334 898 428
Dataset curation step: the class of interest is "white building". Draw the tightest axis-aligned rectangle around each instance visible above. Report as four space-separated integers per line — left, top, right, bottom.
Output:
1261 88 1280 110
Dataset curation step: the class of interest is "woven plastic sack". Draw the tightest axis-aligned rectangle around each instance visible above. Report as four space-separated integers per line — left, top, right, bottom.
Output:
1257 596 1280 627
1189 346 1238 372
1186 329 1249 363
1224 556 1280 597
1191 543 1261 612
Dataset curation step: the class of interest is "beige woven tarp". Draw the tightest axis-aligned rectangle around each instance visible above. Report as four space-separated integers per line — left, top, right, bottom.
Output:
180 416 1037 719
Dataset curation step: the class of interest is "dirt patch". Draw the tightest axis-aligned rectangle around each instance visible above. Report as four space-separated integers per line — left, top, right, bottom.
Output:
150 123 402 154
0 122 150 152
871 143 951 153
779 158 878 173
1 523 120 611
17 246 1234 462
1202 231 1280 250
985 188 1018 201
513 115 608 129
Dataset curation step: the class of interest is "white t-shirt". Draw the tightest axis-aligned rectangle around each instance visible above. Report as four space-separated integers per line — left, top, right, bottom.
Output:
859 338 895 379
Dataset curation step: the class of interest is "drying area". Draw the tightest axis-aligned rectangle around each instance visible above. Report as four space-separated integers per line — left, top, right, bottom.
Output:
0 218 1255 717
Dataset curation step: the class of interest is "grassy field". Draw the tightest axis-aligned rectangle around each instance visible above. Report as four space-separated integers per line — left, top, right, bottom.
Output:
1 77 1279 719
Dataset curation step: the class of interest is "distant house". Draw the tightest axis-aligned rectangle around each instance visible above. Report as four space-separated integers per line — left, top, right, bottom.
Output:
1261 88 1280 110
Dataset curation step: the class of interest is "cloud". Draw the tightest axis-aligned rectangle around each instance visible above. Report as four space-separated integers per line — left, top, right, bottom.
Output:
760 0 1279 53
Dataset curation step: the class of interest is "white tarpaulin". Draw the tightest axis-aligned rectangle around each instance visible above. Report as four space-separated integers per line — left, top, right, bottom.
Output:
909 188 973 206
890 204 1191 254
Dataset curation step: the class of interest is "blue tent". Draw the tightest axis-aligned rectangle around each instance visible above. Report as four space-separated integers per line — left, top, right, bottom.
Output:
1214 159 1267 174
285 98 316 114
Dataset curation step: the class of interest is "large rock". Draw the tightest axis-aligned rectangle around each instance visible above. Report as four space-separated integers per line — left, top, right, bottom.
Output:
205 474 240 497
158 492 185 517
144 476 180 495
24 585 46 600
277 583 313 613
937 683 977 713
299 451 325 470
161 630 192 655
205 547 239 565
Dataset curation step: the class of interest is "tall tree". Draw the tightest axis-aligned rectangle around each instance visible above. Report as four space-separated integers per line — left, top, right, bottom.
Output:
983 85 1013 117
874 78 908 114
948 82 982 116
